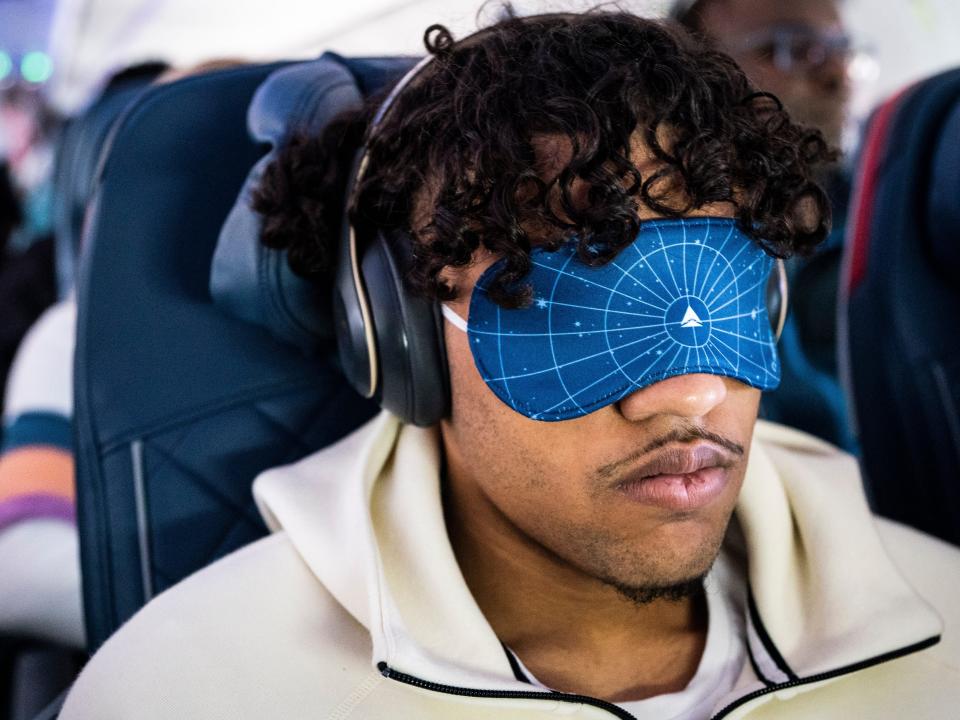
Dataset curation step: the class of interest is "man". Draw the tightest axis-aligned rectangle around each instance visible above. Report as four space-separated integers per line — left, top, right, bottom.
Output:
61 12 960 719
672 0 851 148
672 0 858 451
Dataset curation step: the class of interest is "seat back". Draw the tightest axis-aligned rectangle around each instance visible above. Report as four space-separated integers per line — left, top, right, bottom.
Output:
51 68 161 297
73 60 399 650
840 68 960 546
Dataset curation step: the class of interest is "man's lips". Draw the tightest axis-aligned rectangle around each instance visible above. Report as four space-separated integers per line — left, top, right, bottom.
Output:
613 443 737 512
625 444 735 479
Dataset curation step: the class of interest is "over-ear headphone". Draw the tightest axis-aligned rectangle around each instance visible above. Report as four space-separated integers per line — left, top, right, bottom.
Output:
332 54 450 427
333 33 790 428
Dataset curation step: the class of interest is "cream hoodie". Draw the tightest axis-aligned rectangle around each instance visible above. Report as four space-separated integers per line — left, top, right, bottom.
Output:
61 415 960 719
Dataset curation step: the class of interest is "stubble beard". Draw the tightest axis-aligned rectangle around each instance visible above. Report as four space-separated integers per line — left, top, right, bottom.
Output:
603 573 708 605
566 515 729 607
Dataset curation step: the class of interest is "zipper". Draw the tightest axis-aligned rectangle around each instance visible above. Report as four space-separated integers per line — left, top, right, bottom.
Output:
378 634 939 720
377 662 637 720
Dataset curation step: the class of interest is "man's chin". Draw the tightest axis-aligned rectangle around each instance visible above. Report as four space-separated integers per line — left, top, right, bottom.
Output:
605 574 707 606
593 535 723 606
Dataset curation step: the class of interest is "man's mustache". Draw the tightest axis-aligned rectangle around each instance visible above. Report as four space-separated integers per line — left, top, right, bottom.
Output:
594 426 745 481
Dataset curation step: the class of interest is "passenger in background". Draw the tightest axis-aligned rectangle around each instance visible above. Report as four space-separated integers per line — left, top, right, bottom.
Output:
0 297 82 649
0 95 58 416
673 0 858 450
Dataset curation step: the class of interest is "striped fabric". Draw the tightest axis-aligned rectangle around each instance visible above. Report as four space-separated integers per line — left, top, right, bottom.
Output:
0 412 74 531
0 299 76 532
3 410 72 452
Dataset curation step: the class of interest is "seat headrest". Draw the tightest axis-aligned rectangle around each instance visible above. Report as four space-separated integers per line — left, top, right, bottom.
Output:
210 54 365 352
928 97 960 277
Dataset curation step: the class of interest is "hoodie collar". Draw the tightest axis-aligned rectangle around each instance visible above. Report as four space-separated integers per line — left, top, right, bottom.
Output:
253 413 942 694
738 421 942 681
254 411 526 690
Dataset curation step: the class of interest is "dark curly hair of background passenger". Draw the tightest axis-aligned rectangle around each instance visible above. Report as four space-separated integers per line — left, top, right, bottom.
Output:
253 11 836 308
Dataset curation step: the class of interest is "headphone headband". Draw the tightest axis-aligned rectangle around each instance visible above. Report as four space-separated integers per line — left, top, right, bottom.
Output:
340 53 439 401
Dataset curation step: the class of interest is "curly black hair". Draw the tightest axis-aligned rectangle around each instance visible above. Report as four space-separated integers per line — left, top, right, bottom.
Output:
254 11 835 308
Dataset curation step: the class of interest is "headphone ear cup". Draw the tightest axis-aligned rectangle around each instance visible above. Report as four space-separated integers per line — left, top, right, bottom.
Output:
361 231 449 426
333 234 376 400
766 258 789 342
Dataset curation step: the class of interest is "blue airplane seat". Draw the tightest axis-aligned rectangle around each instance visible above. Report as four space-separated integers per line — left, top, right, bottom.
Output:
840 67 960 547
51 66 164 298
73 56 411 652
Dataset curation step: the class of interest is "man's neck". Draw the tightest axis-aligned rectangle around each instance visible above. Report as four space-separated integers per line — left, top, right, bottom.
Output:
443 459 708 702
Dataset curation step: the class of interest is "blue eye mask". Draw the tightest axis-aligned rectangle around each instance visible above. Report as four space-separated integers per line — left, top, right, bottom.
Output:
442 217 781 421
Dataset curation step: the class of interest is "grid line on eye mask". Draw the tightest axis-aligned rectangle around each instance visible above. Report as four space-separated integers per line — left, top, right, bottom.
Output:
465 217 780 420
528 259 669 314
696 223 737 297
608 259 671 307
546 250 580 413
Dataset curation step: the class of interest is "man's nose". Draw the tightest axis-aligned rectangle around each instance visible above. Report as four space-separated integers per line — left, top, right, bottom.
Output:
616 373 728 423
810 52 850 95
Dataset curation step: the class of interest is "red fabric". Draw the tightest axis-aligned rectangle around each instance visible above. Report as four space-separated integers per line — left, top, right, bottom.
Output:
846 90 910 293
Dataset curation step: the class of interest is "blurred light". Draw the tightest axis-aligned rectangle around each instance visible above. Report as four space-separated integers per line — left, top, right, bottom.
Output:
848 51 880 84
0 51 12 82
21 51 53 84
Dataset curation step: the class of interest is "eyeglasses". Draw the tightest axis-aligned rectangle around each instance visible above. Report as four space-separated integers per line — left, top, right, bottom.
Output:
729 23 871 75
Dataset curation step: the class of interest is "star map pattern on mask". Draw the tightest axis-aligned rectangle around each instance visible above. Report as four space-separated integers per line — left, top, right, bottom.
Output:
467 218 781 421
